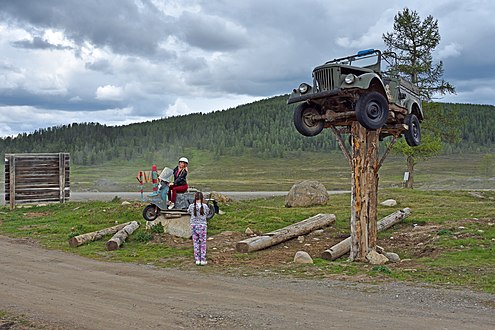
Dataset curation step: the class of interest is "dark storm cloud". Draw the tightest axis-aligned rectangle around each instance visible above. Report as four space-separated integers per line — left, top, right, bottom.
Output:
11 36 72 50
0 0 176 57
177 11 249 51
0 88 121 111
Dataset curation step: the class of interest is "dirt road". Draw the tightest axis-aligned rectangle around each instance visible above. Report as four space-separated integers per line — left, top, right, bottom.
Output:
1 235 494 330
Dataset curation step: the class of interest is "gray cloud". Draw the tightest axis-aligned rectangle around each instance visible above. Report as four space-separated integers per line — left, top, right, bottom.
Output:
0 0 494 137
11 36 72 50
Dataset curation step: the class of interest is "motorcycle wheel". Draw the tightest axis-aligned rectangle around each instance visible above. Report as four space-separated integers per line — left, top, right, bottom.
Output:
143 204 159 221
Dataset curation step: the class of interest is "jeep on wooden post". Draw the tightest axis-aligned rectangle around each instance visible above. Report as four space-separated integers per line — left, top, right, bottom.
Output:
288 49 423 146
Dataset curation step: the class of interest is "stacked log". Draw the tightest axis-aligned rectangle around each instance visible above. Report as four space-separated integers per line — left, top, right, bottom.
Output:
106 221 140 251
236 213 336 253
69 222 132 247
321 208 411 260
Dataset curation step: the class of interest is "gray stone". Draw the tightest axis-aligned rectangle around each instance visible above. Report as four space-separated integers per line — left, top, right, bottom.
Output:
366 250 388 265
297 235 305 243
380 199 397 207
293 251 313 264
384 252 401 263
146 214 191 238
245 227 254 235
285 180 329 208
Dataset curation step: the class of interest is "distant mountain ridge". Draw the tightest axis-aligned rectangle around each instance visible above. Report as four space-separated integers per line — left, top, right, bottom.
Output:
0 96 494 165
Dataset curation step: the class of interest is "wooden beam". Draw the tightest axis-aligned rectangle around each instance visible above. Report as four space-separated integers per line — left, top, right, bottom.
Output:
329 125 352 167
236 214 336 253
9 155 15 210
321 208 411 260
69 222 132 247
106 221 140 251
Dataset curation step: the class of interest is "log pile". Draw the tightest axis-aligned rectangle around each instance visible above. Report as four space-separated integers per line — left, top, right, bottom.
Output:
106 221 140 251
69 222 132 247
236 213 336 253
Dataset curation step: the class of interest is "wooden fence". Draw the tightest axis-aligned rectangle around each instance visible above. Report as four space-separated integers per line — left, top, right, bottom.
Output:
4 153 70 209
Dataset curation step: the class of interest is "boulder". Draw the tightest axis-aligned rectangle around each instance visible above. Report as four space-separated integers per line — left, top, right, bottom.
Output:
380 199 397 207
384 252 401 263
366 250 388 265
293 251 313 264
146 214 191 238
285 180 329 208
210 192 233 203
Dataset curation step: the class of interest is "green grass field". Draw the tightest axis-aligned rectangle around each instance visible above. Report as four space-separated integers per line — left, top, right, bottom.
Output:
43 151 495 192
0 189 494 293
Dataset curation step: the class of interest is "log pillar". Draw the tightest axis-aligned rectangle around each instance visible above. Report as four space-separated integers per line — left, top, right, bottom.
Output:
349 122 380 261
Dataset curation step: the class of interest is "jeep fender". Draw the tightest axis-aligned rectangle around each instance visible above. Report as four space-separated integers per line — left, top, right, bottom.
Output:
341 73 386 95
405 100 424 121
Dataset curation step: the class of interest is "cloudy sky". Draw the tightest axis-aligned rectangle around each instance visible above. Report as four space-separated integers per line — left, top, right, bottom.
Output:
0 0 494 137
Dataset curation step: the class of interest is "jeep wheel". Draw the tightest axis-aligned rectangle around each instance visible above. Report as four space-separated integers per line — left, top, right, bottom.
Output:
404 114 421 146
355 92 389 130
293 103 324 136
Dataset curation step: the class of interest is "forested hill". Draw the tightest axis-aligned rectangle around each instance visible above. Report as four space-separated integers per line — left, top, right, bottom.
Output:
0 96 494 165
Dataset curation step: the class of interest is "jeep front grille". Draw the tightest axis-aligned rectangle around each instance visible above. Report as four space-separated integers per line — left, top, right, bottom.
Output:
313 68 336 92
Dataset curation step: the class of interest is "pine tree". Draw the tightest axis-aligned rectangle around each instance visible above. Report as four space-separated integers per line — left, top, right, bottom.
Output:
383 8 458 188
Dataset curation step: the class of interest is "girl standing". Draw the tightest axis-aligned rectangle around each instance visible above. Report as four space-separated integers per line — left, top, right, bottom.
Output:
187 192 210 265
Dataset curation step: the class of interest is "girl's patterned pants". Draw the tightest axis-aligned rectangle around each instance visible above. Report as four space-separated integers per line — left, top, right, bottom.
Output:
191 224 207 262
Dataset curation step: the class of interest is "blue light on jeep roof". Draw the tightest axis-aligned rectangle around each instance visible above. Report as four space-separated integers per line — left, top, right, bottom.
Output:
357 49 375 56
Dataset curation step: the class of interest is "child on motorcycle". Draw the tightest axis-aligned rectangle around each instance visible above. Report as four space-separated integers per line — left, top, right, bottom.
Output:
167 157 189 209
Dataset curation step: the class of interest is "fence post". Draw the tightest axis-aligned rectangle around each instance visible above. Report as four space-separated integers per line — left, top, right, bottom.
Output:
9 155 15 209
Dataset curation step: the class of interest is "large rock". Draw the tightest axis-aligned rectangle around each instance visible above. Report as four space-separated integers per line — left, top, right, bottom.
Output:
285 180 329 208
146 214 191 238
293 251 313 264
210 192 233 203
380 199 397 207
366 250 389 265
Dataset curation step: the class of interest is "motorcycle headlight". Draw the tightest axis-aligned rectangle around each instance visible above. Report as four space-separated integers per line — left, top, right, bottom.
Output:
344 74 356 84
298 83 310 94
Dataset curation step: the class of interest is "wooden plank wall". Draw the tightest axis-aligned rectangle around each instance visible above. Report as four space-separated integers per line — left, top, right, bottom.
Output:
4 153 70 208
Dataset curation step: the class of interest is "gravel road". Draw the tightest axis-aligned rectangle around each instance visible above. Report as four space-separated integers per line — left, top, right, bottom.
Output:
1 235 494 329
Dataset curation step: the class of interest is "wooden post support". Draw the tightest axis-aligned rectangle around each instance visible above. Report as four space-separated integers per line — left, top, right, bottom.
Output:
321 208 411 260
350 122 381 261
69 222 132 247
236 214 336 253
106 221 140 251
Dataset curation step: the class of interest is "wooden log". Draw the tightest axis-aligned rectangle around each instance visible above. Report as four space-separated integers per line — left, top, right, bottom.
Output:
69 222 131 247
236 214 336 253
322 208 411 260
106 221 140 251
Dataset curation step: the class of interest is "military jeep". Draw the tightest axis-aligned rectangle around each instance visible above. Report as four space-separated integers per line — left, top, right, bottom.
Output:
288 49 422 146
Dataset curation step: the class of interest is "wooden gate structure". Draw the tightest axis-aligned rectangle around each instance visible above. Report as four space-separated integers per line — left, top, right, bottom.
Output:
4 153 70 209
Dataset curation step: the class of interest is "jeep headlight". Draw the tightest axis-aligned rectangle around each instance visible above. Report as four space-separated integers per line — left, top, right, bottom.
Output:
344 74 356 84
298 83 310 94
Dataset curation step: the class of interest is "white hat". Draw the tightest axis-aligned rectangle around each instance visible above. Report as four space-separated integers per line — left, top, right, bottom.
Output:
178 157 189 164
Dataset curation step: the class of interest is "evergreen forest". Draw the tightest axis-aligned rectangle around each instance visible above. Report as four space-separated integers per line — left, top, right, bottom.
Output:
0 95 494 166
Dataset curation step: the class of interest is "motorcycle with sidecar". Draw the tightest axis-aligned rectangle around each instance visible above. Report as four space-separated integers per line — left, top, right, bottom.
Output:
142 167 216 221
